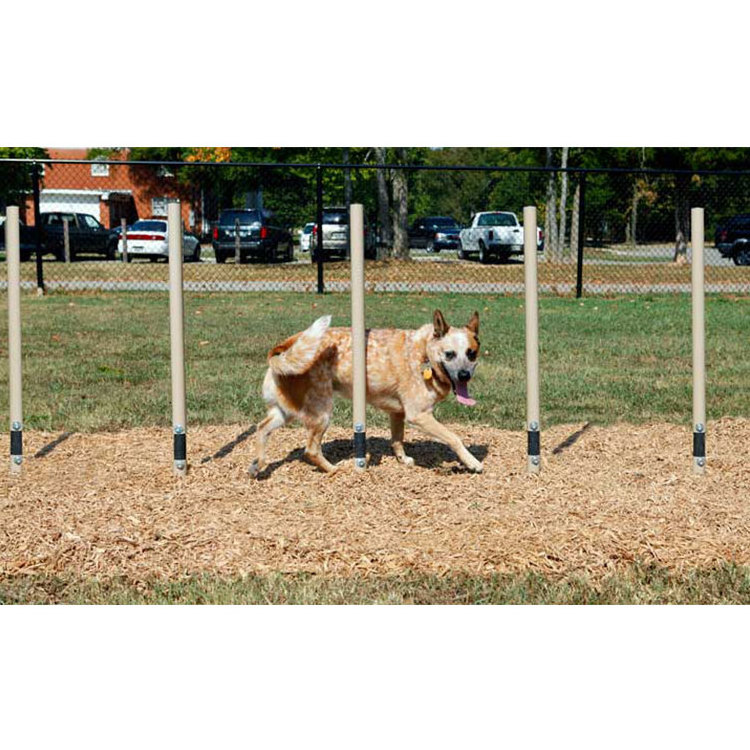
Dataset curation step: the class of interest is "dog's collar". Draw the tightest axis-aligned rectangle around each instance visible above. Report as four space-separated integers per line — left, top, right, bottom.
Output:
437 361 454 387
423 358 451 388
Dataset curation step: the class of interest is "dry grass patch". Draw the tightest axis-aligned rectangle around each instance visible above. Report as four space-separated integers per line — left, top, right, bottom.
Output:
2 419 749 585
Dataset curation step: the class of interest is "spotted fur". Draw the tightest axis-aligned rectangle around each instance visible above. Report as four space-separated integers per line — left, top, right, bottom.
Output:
249 310 483 476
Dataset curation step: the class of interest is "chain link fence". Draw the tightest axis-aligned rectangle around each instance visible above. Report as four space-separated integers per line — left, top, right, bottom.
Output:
2 157 750 296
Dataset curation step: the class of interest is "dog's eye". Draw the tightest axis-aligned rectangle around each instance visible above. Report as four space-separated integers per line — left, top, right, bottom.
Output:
444 351 456 361
467 349 477 361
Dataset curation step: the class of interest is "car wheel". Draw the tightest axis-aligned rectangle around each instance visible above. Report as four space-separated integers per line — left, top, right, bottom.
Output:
106 241 117 261
215 250 226 264
425 240 435 253
479 241 489 264
457 240 467 260
734 247 750 266
191 244 201 262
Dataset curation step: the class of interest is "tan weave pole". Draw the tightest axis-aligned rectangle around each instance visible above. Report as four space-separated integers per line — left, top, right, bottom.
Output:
350 204 367 470
524 206 541 474
691 207 706 475
6 207 23 474
168 201 187 477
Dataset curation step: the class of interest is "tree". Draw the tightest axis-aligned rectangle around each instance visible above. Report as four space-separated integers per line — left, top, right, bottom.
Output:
0 147 49 210
544 148 558 262
374 147 391 255
558 147 570 260
391 148 409 259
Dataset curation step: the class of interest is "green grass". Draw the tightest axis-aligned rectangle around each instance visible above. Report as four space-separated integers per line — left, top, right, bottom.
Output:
4 564 750 604
0 291 748 432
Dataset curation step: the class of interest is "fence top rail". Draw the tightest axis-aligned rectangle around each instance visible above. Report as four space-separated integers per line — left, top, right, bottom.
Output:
3 157 750 177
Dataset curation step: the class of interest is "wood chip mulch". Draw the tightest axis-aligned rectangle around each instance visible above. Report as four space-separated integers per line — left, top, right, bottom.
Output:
2 419 749 582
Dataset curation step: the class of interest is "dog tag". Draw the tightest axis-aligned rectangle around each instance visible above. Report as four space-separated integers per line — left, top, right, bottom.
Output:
423 366 433 381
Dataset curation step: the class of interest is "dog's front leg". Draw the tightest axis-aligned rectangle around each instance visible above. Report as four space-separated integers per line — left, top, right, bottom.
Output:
409 412 483 473
389 412 414 466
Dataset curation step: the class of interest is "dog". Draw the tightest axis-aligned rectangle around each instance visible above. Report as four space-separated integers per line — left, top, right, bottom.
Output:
249 309 483 476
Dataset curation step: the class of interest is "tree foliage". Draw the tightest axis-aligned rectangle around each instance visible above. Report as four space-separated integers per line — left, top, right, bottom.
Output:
0 147 49 209
61 146 750 242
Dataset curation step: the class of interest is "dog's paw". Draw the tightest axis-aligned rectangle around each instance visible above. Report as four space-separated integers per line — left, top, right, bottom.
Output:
398 455 415 467
469 459 484 474
248 459 260 478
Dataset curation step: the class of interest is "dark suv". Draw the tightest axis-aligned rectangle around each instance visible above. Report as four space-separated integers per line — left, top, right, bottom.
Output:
211 209 294 264
408 216 461 252
715 214 750 265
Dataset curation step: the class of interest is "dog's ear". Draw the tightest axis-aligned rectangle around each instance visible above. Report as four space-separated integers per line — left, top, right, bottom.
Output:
433 309 449 338
467 311 479 336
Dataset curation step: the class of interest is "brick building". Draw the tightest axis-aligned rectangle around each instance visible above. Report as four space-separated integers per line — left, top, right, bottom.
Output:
24 148 204 232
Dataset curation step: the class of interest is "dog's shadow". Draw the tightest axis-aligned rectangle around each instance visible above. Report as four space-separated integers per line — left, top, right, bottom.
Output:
253 437 488 480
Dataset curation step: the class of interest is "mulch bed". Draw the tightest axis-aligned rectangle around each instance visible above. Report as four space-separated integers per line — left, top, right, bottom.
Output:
2 419 749 582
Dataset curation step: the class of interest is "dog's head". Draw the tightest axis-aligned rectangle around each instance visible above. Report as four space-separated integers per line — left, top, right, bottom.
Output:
427 310 480 406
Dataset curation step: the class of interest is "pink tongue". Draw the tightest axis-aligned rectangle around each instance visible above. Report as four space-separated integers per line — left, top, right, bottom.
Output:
454 380 476 407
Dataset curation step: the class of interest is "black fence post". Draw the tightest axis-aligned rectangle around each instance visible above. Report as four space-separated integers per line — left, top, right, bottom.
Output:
31 162 45 294
316 165 324 294
575 172 587 299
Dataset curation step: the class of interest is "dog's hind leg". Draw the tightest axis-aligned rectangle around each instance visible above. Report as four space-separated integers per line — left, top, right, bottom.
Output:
389 412 414 466
249 405 287 477
303 414 340 473
409 412 483 473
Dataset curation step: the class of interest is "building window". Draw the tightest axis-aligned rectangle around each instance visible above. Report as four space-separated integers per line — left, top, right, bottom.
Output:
91 162 110 177
152 197 168 217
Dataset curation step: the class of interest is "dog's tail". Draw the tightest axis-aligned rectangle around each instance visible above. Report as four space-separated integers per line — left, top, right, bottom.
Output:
268 315 332 376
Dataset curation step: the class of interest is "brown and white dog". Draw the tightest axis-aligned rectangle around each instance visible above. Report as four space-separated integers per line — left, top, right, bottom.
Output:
249 310 482 476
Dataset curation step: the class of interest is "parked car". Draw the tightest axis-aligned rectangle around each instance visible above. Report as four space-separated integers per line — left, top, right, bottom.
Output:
715 214 750 265
0 216 37 258
12 212 119 261
212 209 293 264
310 206 376 261
117 219 201 262
408 216 461 252
299 222 315 252
458 211 526 263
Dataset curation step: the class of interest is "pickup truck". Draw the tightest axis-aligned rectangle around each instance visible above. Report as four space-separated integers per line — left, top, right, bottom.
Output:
715 214 750 265
212 208 294 264
458 211 525 263
11 212 118 261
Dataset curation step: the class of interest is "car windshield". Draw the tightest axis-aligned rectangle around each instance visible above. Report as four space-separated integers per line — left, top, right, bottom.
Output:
323 211 348 225
220 210 262 225
426 217 458 228
302 224 314 234
478 213 517 227
728 217 750 230
131 221 167 232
